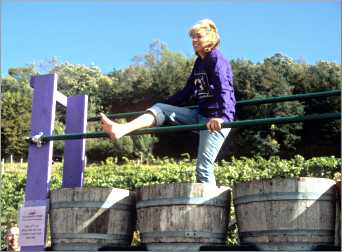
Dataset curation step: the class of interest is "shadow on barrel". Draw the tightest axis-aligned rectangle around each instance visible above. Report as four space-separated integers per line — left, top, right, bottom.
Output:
233 177 337 251
49 187 136 251
136 182 231 251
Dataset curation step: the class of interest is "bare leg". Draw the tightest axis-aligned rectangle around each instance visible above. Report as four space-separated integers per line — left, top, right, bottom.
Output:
100 112 156 140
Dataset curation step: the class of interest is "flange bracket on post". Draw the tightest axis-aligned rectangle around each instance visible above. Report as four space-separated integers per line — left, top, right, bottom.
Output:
27 132 45 148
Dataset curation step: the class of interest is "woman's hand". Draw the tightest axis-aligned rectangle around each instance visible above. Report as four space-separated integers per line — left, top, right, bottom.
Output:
206 118 224 132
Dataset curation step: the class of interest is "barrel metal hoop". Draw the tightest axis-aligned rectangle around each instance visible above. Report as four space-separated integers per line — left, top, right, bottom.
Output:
53 243 101 251
52 242 129 251
240 229 334 237
240 241 334 247
52 233 131 241
141 231 226 239
146 243 203 251
234 192 334 205
50 201 133 210
136 197 227 209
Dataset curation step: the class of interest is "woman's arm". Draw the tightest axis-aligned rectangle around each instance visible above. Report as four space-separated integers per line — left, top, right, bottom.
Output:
206 54 235 122
164 59 198 106
164 78 195 106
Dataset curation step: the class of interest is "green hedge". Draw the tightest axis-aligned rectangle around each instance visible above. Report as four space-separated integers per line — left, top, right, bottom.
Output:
1 155 340 248
80 155 340 189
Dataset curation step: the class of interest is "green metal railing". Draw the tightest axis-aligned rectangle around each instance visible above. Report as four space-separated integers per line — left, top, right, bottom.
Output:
28 90 341 145
29 112 340 145
88 90 341 121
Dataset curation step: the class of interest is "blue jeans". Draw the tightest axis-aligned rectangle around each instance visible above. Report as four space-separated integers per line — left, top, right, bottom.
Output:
147 103 230 185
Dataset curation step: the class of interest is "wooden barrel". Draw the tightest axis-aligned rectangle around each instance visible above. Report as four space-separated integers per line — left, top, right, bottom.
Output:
50 187 136 251
335 181 341 247
136 183 231 251
233 177 336 251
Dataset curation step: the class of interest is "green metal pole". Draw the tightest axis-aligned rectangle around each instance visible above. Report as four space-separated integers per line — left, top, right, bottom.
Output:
236 89 340 106
87 90 341 121
32 112 340 143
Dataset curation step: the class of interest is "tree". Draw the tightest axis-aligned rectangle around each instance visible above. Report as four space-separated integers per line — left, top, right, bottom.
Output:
1 92 32 158
51 63 107 117
106 41 195 112
294 61 341 157
228 54 304 158
2 66 35 94
1 47 340 161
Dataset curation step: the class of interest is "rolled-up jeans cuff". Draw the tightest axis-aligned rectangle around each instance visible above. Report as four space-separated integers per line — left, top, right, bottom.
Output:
146 104 165 126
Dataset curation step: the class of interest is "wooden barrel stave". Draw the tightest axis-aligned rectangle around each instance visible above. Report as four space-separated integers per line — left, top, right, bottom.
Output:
136 183 231 249
50 187 135 251
233 177 336 251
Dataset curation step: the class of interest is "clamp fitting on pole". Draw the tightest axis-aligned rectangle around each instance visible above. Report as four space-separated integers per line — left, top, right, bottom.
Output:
28 132 44 148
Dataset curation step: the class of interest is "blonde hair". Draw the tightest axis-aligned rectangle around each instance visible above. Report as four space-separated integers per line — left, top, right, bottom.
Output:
189 19 220 52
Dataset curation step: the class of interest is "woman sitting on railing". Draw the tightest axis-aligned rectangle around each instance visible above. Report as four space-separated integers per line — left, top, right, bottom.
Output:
100 18 236 185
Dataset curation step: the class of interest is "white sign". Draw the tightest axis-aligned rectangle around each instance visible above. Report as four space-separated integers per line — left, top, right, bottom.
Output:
19 206 46 246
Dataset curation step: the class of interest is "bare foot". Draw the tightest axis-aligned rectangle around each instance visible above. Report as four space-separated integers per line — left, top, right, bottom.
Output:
100 113 127 140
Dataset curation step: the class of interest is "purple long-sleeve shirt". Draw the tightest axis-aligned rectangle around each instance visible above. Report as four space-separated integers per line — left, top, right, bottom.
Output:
166 48 236 122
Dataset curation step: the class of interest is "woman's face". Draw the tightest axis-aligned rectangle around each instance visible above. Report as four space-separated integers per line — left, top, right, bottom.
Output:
191 30 209 56
5 227 19 250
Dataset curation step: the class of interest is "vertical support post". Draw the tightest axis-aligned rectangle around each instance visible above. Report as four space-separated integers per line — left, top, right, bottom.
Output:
21 74 57 251
62 95 88 188
1 158 4 175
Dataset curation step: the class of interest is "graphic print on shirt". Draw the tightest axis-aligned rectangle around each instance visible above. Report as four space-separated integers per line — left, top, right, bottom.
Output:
193 72 213 99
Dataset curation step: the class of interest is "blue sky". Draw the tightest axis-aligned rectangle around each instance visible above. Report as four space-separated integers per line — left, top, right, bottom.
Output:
2 0 341 76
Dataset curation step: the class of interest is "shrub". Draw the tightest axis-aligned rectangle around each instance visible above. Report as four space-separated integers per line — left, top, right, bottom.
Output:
1 156 340 249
